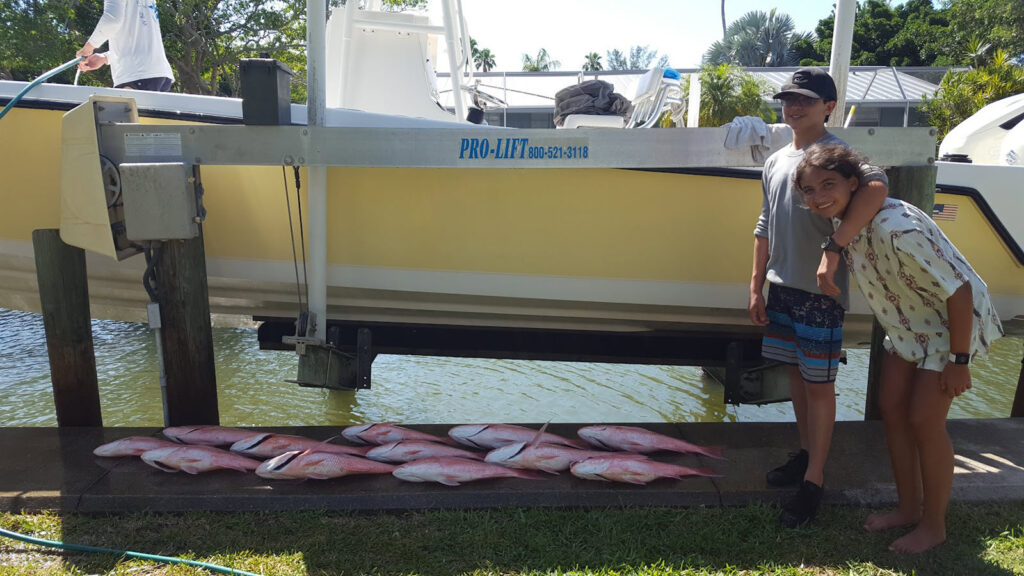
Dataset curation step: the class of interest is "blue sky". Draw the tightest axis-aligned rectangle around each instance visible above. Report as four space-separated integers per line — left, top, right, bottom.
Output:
448 1 919 71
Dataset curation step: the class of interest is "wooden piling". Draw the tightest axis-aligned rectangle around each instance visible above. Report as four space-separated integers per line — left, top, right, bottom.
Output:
863 165 936 420
1012 356 1024 418
155 227 220 425
31 229 102 427
862 321 887 421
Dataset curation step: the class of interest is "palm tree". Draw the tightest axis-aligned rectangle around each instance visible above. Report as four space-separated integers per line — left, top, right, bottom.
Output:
721 0 726 39
688 63 776 127
522 48 560 72
964 36 992 68
702 9 808 67
475 48 496 72
582 52 602 71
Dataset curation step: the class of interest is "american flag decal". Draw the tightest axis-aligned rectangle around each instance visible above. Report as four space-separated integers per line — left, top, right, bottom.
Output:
932 203 958 222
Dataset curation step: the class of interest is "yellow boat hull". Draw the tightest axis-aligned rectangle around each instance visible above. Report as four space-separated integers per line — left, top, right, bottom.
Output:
1 105 1021 339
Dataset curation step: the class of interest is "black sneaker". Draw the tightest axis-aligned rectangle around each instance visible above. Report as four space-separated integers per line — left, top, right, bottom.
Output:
780 480 823 528
766 449 808 487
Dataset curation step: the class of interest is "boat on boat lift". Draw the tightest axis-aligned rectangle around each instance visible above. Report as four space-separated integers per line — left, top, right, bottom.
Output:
0 0 1020 388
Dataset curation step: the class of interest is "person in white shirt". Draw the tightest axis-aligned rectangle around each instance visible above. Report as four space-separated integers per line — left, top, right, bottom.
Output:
794 143 1003 554
76 0 175 91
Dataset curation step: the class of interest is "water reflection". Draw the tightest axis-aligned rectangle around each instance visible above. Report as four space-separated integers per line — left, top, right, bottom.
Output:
1 308 1020 427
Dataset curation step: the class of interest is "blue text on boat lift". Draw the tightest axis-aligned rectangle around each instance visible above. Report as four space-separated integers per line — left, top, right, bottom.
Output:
459 137 529 159
459 138 590 161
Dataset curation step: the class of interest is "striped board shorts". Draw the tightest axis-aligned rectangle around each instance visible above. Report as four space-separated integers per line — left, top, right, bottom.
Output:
762 284 845 384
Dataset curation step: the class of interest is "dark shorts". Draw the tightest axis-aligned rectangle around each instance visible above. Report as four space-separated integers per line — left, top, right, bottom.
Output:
762 284 845 384
115 77 173 92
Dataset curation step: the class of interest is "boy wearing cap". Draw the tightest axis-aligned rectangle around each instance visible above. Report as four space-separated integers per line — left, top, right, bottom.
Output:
749 67 889 527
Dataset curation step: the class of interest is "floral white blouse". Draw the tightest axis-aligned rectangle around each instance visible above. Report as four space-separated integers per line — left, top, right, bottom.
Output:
838 199 1004 363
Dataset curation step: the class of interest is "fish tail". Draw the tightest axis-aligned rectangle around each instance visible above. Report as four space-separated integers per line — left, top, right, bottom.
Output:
682 466 721 478
698 445 727 460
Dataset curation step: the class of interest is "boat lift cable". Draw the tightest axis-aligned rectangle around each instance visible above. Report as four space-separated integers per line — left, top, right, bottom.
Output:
0 526 263 576
292 166 309 304
0 57 82 121
282 166 305 323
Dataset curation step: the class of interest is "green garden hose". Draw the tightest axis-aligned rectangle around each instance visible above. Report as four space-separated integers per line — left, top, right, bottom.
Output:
0 57 83 121
0 526 263 576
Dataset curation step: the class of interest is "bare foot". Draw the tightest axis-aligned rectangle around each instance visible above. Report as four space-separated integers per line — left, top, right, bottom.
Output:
889 525 946 553
864 510 920 532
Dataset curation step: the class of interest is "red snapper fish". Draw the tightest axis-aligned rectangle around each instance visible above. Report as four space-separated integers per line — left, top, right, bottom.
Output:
448 423 589 450
140 445 261 474
484 441 648 473
93 436 181 457
255 450 396 480
366 440 484 463
342 423 456 446
569 457 719 485
576 425 726 460
230 433 369 459
392 456 543 486
162 425 258 447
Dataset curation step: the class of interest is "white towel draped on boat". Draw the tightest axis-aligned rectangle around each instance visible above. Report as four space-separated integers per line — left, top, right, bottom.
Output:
723 116 771 162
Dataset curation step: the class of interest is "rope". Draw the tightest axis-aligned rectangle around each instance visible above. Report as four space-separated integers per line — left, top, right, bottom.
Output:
0 526 263 576
0 57 83 121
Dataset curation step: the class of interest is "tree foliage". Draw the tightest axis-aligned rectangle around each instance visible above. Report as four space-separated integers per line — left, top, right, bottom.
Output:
0 0 421 100
680 63 776 127
0 0 96 83
605 49 627 71
703 9 809 67
800 0 957 66
522 48 559 72
604 45 669 71
582 52 602 71
161 0 306 96
474 49 495 72
471 38 496 72
946 0 1024 62
922 52 1024 141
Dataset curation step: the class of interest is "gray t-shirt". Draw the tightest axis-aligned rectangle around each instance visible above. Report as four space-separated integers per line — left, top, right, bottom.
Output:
753 132 887 310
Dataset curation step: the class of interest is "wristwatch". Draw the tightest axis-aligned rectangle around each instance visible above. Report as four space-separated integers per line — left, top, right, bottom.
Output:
948 352 971 365
821 235 845 254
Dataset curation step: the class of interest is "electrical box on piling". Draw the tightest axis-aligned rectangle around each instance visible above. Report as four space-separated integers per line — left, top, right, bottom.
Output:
120 163 198 241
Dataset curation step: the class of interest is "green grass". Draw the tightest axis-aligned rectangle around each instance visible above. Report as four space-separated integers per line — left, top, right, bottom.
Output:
1 503 1022 576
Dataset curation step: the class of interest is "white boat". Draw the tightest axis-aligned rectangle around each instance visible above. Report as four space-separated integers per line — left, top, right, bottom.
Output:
0 0 1020 367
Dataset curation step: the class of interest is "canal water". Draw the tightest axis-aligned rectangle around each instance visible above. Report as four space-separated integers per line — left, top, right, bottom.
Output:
1 307 1021 427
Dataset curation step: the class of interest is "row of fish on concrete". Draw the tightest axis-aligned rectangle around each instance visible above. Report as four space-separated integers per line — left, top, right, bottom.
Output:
93 423 725 486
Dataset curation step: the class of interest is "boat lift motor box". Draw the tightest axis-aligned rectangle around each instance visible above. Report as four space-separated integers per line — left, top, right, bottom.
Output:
239 58 294 125
120 162 198 241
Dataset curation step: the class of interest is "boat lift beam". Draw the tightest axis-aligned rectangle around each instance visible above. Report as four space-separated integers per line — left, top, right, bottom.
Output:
92 123 937 170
